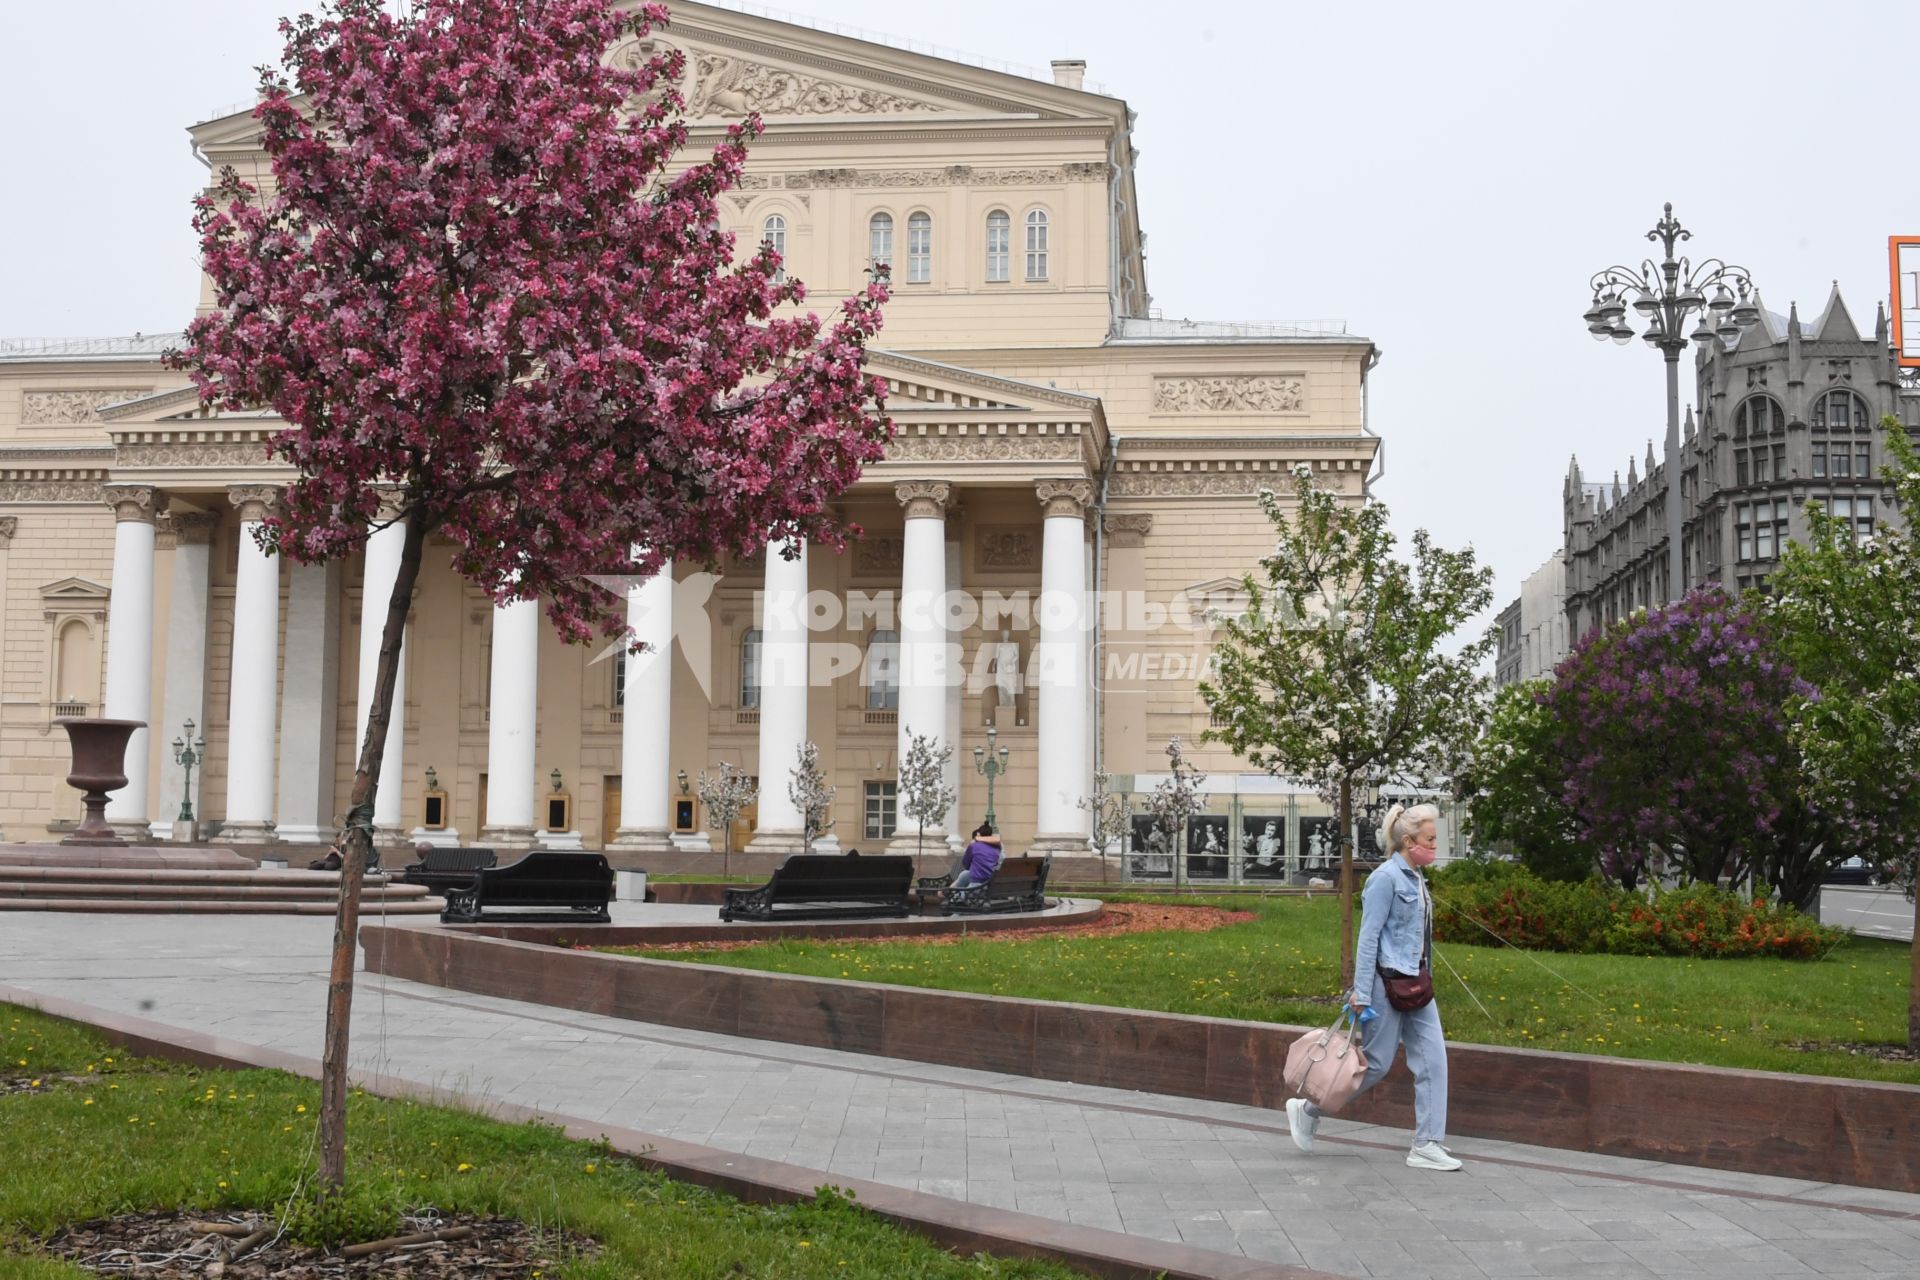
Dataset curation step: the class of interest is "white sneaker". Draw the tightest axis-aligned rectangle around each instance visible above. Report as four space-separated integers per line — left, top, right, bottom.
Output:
1407 1141 1462 1172
1285 1098 1319 1154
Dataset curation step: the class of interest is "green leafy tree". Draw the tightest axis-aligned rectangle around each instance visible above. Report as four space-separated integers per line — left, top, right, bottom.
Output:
1770 416 1920 1048
1461 679 1595 882
1203 468 1494 989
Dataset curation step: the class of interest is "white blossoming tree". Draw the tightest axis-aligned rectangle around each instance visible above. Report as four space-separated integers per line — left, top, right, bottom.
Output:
789 741 837 850
1079 769 1134 883
1144 739 1207 889
898 730 957 873
1202 467 1494 989
697 761 758 879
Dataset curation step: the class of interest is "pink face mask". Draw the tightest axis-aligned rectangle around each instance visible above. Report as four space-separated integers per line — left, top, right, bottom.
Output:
1404 841 1438 868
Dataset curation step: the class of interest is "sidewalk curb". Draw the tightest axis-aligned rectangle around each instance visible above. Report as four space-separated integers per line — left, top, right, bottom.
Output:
0 982 1326 1280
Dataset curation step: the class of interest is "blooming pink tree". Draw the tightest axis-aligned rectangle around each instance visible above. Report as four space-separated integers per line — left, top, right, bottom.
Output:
169 0 889 1192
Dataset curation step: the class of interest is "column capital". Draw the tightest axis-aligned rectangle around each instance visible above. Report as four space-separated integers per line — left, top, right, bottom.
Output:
1035 479 1094 520
227 484 281 523
369 484 409 523
894 481 951 520
1103 513 1154 548
169 512 221 546
104 484 162 524
0 516 16 548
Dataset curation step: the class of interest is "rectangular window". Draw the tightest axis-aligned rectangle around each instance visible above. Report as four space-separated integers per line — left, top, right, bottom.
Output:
986 215 1009 282
1856 443 1872 478
1812 442 1827 478
1735 503 1753 561
1736 450 1750 486
907 215 931 284
1855 496 1874 541
614 653 626 708
1772 443 1786 480
1773 499 1790 557
863 781 897 841
1832 446 1851 478
1024 214 1049 281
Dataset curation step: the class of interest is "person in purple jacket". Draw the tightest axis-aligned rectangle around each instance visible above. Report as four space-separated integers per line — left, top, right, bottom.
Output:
952 822 1003 887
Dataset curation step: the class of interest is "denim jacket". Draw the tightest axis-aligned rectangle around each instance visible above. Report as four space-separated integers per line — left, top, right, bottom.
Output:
1351 853 1430 1004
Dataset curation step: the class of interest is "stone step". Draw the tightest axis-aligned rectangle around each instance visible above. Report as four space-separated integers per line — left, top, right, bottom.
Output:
0 880 431 902
0 896 445 915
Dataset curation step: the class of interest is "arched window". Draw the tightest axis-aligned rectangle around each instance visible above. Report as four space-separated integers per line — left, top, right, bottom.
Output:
1734 395 1784 439
985 210 1010 282
761 214 787 285
868 212 893 274
906 213 932 284
740 628 762 710
1024 209 1049 281
1812 389 1869 432
863 629 899 710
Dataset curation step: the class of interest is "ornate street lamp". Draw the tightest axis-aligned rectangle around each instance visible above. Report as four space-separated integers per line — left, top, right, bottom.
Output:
970 724 1011 830
171 719 206 824
1584 203 1762 604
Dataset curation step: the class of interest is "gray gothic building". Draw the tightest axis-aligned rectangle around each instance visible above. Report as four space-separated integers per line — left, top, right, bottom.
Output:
1564 288 1919 639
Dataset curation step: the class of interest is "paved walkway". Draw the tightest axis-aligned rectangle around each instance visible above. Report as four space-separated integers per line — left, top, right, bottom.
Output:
4 913 1918 1279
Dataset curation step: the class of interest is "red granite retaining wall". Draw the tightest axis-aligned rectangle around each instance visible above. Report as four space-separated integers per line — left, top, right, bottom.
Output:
361 924 1920 1194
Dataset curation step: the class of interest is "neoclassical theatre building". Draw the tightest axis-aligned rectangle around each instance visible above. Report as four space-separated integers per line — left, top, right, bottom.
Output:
0 1 1392 875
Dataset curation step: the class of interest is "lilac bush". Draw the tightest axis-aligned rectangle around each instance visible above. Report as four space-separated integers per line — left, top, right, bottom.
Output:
1542 588 1818 894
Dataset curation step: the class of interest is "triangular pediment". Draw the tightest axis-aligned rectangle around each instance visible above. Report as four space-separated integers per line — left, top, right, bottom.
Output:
40 577 111 608
866 349 1098 416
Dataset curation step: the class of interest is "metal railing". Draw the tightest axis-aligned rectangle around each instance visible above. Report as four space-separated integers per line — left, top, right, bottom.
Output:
0 333 185 361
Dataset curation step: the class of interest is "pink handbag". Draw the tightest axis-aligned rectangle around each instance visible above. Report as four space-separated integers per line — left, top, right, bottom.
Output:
1283 1010 1370 1113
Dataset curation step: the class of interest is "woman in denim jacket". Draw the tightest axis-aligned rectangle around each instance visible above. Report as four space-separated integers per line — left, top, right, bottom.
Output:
1286 802 1459 1172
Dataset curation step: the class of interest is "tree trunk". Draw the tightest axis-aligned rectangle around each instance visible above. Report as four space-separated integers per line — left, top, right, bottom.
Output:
1909 889 1919 1054
318 512 426 1194
1338 775 1355 993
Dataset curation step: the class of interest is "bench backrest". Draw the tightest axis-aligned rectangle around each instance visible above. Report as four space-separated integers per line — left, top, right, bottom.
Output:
983 856 1046 895
478 851 612 903
767 854 914 902
422 848 497 873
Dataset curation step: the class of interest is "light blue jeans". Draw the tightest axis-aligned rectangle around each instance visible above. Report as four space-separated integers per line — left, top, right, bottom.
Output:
1304 969 1449 1145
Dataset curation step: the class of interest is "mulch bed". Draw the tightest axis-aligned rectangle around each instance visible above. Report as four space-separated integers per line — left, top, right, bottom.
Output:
38 1211 595 1278
1790 1041 1920 1064
634 900 1257 954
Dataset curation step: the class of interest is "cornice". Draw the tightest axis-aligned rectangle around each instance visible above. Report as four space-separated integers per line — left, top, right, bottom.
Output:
869 349 1100 412
696 123 1115 146
98 385 204 422
1116 435 1374 454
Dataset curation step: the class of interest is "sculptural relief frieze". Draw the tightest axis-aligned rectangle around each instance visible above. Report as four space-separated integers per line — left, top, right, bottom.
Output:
977 527 1038 570
1150 375 1305 415
22 389 153 425
780 163 1106 191
0 480 106 504
111 440 274 470
688 53 942 118
853 537 904 576
884 433 1080 463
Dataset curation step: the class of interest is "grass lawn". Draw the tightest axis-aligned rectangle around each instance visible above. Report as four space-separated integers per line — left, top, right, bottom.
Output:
615 894 1919 1085
0 1005 1082 1280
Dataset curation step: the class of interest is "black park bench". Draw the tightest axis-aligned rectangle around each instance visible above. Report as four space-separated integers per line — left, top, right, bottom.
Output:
944 855 1051 915
440 850 614 923
720 854 914 922
400 846 497 898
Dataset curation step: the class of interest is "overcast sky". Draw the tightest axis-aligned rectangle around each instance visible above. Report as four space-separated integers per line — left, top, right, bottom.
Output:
2 0 1915 618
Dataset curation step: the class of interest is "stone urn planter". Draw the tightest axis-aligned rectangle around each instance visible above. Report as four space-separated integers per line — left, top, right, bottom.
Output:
53 717 144 846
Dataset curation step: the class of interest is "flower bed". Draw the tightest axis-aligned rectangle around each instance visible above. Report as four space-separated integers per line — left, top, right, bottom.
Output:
1432 862 1845 959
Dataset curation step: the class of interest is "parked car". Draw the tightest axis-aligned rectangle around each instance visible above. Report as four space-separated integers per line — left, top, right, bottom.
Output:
1822 856 1881 886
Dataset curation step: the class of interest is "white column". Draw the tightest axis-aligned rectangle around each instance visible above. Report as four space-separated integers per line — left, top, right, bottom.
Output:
943 526 964 850
354 510 409 842
612 552 674 850
151 512 217 841
748 537 809 852
1033 480 1093 852
482 594 540 846
222 486 281 842
101 486 160 838
892 482 950 852
275 560 341 844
